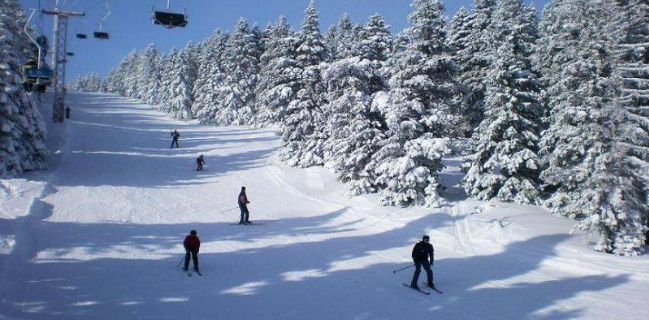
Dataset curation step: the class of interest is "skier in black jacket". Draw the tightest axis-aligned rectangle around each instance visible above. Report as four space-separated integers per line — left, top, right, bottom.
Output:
410 235 434 289
170 130 180 148
238 186 250 224
196 154 205 171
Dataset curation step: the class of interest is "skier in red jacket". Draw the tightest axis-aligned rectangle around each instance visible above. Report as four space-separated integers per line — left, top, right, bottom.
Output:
183 230 201 272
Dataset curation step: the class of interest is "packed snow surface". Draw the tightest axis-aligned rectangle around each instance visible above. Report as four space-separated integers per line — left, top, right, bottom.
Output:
1 93 647 319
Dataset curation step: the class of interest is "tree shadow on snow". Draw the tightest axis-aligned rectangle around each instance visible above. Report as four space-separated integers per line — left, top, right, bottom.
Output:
0 205 629 320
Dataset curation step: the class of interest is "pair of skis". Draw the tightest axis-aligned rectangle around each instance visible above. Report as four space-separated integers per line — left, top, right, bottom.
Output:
185 270 202 277
402 283 443 295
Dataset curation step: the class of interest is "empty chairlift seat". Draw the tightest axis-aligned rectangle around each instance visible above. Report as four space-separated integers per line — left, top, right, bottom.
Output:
94 31 109 40
153 11 187 28
76 33 87 39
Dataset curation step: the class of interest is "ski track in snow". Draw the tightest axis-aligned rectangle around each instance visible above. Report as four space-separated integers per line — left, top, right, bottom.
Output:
0 93 647 320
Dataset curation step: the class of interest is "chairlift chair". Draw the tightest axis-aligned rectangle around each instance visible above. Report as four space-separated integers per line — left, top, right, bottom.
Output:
22 59 53 92
66 52 75 57
94 31 109 39
152 0 188 28
76 33 87 39
94 2 111 40
21 11 53 93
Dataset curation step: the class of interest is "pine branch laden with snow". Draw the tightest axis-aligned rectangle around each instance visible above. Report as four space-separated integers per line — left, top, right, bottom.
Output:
0 0 48 177
539 0 647 255
279 0 328 168
463 0 543 205
253 17 301 128
615 0 649 241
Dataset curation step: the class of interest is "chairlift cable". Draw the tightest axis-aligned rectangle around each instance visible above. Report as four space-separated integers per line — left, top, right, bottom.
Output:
84 0 107 13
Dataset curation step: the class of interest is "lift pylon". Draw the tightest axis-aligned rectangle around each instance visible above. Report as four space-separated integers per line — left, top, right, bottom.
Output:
42 9 84 123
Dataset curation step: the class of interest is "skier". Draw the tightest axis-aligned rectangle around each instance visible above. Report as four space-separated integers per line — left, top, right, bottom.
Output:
170 129 180 148
410 235 434 290
196 154 205 171
183 230 201 272
238 186 250 224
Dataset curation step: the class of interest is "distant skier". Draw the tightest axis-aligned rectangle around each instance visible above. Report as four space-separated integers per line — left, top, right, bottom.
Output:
183 230 201 272
196 154 205 171
238 186 250 224
410 235 435 290
170 129 180 148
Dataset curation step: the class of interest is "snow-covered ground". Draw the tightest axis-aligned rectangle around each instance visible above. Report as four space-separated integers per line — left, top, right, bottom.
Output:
1 93 647 320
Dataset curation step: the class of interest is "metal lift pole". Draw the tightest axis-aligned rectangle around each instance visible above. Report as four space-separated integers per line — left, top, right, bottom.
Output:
42 9 84 123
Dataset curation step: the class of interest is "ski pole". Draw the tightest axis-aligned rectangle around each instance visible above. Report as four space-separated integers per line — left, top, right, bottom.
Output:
219 207 239 214
392 264 415 273
176 255 185 269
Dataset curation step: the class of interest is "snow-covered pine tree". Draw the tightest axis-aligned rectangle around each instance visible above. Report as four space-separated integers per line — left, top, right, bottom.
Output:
193 30 228 120
372 0 460 207
539 0 647 255
322 58 387 195
355 14 392 66
161 47 194 119
615 0 649 243
463 0 544 205
123 51 140 98
325 25 338 61
0 0 47 176
447 7 470 56
331 13 356 60
456 0 497 134
157 49 178 114
107 50 140 97
206 18 260 125
253 16 301 128
136 44 161 105
181 42 199 104
279 0 329 167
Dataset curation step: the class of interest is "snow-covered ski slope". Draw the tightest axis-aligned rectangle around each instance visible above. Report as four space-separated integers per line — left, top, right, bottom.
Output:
1 93 647 320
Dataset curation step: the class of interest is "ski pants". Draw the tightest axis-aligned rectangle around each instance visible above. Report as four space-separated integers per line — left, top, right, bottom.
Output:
171 138 179 148
239 204 249 223
411 260 433 287
184 250 198 270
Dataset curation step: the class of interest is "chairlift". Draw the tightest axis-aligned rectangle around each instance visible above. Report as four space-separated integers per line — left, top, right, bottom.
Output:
152 0 188 29
94 2 111 40
21 10 52 92
66 52 75 57
94 31 109 39
75 17 88 39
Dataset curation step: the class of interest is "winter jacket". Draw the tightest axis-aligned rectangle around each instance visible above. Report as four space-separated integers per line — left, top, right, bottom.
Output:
411 241 434 263
183 235 200 252
172 131 180 140
238 192 248 206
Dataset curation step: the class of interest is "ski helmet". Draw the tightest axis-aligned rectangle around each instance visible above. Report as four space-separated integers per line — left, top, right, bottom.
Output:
190 230 197 236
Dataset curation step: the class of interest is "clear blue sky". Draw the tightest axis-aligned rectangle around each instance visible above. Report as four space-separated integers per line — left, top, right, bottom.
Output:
19 0 548 82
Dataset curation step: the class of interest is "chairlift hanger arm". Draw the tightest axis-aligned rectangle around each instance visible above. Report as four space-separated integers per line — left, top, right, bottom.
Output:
23 9 43 69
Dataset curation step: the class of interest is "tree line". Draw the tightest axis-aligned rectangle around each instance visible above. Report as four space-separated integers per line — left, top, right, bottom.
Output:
85 0 649 256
